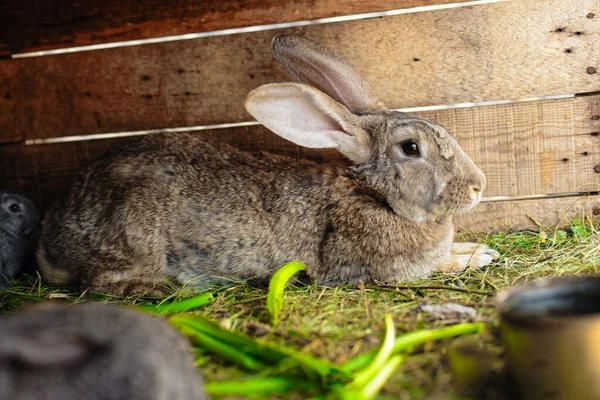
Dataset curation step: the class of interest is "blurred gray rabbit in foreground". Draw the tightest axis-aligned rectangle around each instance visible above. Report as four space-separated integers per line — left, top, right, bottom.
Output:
0 303 207 400
0 191 40 290
38 35 499 296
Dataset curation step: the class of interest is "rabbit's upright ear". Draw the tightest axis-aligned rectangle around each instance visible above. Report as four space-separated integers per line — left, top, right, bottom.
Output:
272 35 386 113
0 331 106 367
246 83 371 163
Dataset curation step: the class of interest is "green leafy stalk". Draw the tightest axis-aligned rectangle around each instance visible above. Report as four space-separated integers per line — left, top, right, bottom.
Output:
171 315 348 382
266 340 348 381
335 315 402 400
137 293 214 314
171 315 285 362
360 355 405 399
267 261 307 325
178 324 266 371
350 314 396 389
205 377 318 396
341 322 484 373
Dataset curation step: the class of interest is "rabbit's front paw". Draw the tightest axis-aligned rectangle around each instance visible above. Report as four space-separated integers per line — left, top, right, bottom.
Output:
439 242 500 273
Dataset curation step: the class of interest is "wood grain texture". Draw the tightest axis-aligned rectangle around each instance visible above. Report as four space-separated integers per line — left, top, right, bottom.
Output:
1 94 600 210
0 0 465 57
0 61 20 143
419 95 600 198
1 0 599 143
455 195 600 234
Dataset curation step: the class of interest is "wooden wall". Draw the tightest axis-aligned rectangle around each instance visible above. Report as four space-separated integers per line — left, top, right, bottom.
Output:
1 0 599 234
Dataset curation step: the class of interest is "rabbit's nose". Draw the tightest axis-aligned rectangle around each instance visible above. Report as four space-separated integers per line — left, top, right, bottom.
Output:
468 169 486 196
470 173 486 198
469 183 483 202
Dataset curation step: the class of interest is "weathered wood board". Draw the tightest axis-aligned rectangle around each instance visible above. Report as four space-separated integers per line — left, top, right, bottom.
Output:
0 0 464 56
419 95 600 197
2 95 599 208
455 195 600 234
0 61 21 143
1 0 599 143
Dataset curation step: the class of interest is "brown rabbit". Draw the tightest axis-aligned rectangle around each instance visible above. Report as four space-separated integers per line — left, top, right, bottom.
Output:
0 303 207 400
38 35 498 296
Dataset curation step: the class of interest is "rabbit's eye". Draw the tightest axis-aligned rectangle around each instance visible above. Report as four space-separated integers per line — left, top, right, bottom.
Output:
401 141 420 157
8 203 21 213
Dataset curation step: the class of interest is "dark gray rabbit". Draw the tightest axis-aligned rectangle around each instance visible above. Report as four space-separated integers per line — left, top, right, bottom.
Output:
0 191 40 290
38 35 498 296
0 303 207 400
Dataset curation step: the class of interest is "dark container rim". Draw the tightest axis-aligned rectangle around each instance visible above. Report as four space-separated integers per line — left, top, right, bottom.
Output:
498 275 600 329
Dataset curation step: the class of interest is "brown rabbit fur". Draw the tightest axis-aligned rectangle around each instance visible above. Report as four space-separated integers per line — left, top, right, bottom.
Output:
38 35 498 296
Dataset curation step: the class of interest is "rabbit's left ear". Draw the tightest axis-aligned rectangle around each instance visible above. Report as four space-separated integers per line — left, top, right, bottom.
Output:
0 331 106 367
246 83 371 163
272 35 386 113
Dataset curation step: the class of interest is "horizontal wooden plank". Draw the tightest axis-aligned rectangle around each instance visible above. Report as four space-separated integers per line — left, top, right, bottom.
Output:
455 195 600 234
1 0 599 143
419 95 600 198
0 0 464 57
0 61 20 143
1 94 599 212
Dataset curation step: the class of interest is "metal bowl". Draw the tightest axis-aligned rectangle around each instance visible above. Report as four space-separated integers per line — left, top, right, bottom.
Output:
498 276 600 400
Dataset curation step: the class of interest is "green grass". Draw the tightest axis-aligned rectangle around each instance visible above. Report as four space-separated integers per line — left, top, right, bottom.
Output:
1 219 599 399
